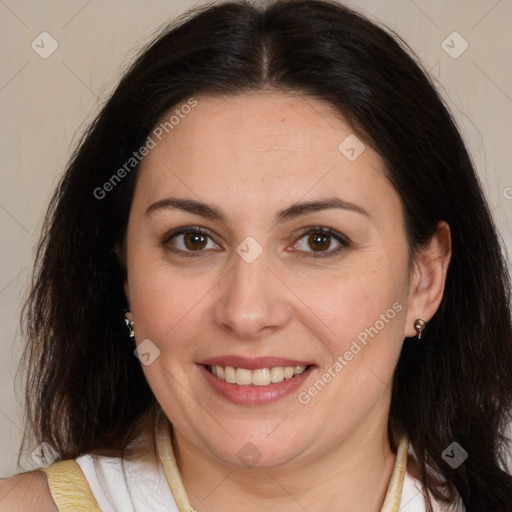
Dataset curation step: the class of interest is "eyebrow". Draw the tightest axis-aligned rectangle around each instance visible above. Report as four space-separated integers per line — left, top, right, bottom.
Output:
145 196 370 223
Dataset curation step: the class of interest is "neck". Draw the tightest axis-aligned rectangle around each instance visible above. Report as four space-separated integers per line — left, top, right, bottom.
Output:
171 410 397 512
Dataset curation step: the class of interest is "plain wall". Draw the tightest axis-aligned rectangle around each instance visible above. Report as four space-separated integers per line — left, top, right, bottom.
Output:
1 0 511 476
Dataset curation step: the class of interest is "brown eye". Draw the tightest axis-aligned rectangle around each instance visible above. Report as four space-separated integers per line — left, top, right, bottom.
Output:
182 232 208 251
307 233 331 252
163 228 219 256
292 227 349 258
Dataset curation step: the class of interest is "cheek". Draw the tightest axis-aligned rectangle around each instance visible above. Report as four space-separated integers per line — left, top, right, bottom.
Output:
126 259 211 406
131 277 197 339
292 254 407 353
127 251 220 356
293 258 408 423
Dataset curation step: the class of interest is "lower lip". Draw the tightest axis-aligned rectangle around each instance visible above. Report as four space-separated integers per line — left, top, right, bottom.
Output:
199 364 315 406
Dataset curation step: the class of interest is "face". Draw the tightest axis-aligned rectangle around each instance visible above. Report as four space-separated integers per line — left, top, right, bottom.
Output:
123 92 417 469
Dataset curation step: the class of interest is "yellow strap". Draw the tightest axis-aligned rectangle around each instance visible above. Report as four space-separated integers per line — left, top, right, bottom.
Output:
38 459 101 511
156 412 197 512
380 436 409 512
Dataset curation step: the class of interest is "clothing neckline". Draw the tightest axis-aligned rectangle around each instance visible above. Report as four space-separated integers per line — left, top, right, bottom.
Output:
153 409 409 512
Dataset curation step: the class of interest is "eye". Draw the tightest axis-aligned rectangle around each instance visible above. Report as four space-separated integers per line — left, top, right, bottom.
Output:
291 227 349 258
162 227 219 257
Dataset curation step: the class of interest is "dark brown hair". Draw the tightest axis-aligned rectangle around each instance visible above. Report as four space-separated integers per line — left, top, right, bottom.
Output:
20 0 512 510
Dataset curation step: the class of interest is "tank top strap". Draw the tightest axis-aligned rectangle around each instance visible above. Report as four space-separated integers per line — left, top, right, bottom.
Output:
38 459 101 511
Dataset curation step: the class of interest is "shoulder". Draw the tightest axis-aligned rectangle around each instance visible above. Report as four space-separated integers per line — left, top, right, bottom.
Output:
0 471 58 512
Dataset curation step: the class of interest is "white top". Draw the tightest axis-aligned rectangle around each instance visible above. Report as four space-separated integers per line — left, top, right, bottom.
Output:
75 444 447 512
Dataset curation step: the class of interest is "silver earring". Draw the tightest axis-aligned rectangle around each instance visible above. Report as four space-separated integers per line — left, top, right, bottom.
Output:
124 311 135 339
414 318 426 340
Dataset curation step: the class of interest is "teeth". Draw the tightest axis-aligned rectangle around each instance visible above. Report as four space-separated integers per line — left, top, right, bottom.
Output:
236 368 252 385
208 365 307 386
224 366 236 384
270 367 284 383
252 368 270 386
284 366 295 379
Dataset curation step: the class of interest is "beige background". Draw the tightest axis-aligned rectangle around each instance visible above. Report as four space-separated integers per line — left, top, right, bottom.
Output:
1 0 511 477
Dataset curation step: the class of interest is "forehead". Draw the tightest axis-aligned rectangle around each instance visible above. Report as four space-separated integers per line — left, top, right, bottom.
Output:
152 92 352 167
134 92 401 227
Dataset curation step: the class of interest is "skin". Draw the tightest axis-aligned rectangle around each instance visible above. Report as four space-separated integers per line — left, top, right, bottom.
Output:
123 91 451 512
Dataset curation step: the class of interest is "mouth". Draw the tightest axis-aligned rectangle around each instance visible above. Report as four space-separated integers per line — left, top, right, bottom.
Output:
198 357 316 405
206 364 311 386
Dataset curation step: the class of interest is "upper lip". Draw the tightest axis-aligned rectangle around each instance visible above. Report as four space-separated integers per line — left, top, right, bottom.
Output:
199 356 314 370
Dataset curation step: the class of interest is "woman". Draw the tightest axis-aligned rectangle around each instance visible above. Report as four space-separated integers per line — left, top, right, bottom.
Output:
1 0 511 510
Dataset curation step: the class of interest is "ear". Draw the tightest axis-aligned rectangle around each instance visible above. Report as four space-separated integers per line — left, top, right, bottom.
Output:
404 220 452 338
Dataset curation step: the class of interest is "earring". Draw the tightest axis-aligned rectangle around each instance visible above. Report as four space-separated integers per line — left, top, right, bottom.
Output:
124 311 135 339
414 318 426 340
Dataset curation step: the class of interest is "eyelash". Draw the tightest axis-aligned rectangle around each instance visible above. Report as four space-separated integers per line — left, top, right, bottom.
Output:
161 226 350 259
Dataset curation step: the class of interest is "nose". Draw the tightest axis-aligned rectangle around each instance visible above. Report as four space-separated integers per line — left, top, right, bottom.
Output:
213 247 293 341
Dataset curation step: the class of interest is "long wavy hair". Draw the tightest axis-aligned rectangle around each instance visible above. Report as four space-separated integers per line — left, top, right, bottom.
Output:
19 0 512 510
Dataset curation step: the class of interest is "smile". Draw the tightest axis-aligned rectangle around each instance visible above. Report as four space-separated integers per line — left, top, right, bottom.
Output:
207 365 308 386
